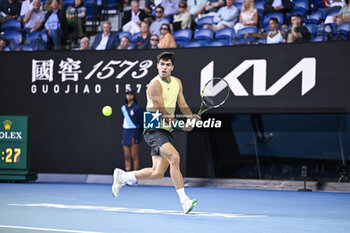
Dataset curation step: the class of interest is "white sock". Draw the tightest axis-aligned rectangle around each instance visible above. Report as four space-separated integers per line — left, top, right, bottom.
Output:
176 188 188 203
120 171 137 183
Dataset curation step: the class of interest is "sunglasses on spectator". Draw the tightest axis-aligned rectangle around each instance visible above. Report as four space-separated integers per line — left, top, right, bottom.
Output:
179 5 185 8
156 11 163 13
151 38 159 41
161 27 168 30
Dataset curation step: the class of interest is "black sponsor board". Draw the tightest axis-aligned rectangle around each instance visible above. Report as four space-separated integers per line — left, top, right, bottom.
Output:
0 42 349 174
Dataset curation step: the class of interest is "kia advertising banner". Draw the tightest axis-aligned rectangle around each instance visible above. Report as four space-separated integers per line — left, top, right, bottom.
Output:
0 41 349 174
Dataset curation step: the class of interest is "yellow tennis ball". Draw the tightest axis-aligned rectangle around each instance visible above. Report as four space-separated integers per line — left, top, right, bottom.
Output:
102 106 112 117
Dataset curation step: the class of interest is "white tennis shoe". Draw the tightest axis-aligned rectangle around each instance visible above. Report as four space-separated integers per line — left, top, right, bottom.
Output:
182 197 197 214
112 168 125 198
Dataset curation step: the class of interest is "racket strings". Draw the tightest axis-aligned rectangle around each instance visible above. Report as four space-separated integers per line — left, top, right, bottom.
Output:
204 96 215 105
202 79 229 107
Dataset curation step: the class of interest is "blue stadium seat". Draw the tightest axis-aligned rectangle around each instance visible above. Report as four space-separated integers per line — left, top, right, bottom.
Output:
62 0 72 9
184 41 205 48
197 16 214 28
311 35 328 42
326 10 338 18
193 28 214 43
306 23 318 37
306 11 326 24
258 12 264 28
132 32 140 43
86 4 100 22
118 31 132 40
85 0 95 5
3 31 22 44
235 2 242 10
319 23 336 34
25 31 48 50
107 0 118 10
2 31 22 50
292 0 309 14
1 19 21 31
255 1 264 13
128 43 135 49
336 21 350 33
263 13 284 28
310 0 325 11
314 23 335 40
235 26 257 44
207 40 228 47
215 27 234 45
173 29 193 47
333 22 350 40
19 44 34 51
291 8 308 17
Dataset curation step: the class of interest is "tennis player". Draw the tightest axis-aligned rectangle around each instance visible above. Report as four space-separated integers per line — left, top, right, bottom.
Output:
112 52 200 214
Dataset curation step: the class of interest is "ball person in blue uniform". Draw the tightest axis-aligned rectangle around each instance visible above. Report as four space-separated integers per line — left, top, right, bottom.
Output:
121 89 143 178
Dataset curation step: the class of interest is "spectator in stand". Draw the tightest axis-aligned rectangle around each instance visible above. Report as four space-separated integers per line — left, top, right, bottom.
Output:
118 36 131 50
142 0 162 15
203 0 225 16
244 17 283 44
324 0 345 23
333 0 350 25
0 0 21 21
173 1 191 30
124 0 131 7
79 36 89 50
90 21 119 50
122 0 151 34
234 0 258 32
158 23 177 48
187 0 207 18
263 0 294 17
324 0 345 13
44 0 68 50
134 21 151 49
23 0 45 33
0 37 10 51
282 13 310 43
150 6 169 36
20 0 42 19
160 0 180 20
150 34 159 48
203 0 238 31
66 0 86 39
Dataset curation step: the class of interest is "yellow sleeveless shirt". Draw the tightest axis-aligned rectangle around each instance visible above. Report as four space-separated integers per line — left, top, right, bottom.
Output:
146 75 180 131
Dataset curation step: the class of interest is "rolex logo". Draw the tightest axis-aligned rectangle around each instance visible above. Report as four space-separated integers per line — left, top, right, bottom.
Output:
3 120 12 131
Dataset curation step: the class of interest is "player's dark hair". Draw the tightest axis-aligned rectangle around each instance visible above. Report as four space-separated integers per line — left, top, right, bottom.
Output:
157 52 175 64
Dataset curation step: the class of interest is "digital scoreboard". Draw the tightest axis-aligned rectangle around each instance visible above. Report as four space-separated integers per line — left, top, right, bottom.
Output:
0 116 37 181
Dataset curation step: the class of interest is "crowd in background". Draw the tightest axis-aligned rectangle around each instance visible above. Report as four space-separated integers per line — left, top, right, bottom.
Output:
0 0 349 51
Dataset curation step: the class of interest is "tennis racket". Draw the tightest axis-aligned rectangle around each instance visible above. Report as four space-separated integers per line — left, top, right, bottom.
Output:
197 77 230 116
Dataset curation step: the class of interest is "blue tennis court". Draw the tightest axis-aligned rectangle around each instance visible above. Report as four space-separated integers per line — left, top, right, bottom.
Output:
1 182 350 233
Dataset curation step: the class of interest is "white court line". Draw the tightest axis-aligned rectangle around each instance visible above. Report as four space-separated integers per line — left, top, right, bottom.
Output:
8 203 266 219
0 224 104 233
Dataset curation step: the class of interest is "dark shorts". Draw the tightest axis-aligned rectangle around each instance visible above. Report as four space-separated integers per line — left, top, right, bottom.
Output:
122 129 142 146
143 129 173 156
